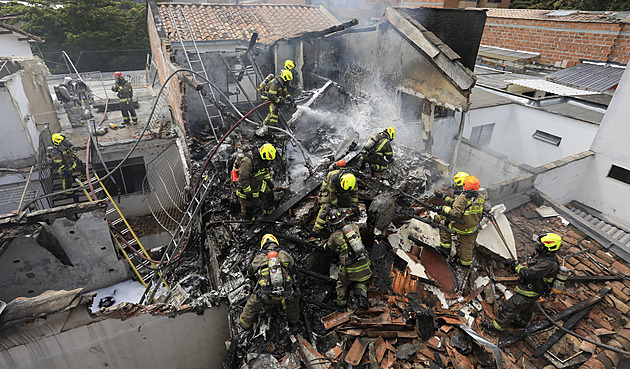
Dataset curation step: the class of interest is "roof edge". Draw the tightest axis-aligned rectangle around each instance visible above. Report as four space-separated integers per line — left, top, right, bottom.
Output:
0 21 43 43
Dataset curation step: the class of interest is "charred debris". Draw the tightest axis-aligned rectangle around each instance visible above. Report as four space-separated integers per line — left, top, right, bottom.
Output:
151 77 615 369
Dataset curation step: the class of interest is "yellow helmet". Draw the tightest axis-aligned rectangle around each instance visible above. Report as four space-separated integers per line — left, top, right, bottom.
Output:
339 173 356 191
260 233 279 249
284 60 295 70
52 133 65 146
453 171 470 187
259 143 277 161
280 70 293 82
384 127 395 140
538 233 562 252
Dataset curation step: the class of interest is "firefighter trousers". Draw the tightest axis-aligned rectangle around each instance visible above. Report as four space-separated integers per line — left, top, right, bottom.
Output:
439 229 477 266
120 100 138 125
263 102 279 126
493 292 536 331
239 293 299 328
238 186 275 219
336 267 370 305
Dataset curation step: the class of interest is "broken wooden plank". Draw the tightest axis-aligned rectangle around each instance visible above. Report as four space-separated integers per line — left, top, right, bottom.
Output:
322 311 351 330
365 330 418 339
499 287 610 348
493 275 623 283
375 336 387 363
532 299 598 358
445 343 473 369
297 334 331 369
345 338 368 366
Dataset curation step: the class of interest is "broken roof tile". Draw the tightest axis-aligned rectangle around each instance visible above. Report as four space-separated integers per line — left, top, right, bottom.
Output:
345 338 368 366
157 3 340 45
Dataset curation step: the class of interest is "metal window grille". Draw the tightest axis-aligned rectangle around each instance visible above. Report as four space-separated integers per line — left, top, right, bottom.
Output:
470 123 495 146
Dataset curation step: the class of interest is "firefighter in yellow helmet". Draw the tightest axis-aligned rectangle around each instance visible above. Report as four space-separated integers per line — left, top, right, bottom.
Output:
359 127 395 177
432 175 485 267
235 143 277 219
434 171 469 203
239 234 299 330
261 70 294 126
324 209 372 309
482 233 561 332
284 60 295 70
50 133 86 193
312 169 359 236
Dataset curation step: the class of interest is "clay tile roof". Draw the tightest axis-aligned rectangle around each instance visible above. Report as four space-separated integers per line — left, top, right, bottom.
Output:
0 21 43 43
157 3 341 45
485 8 619 23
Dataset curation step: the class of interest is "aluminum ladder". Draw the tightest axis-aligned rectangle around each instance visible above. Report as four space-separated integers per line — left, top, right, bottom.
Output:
168 7 223 141
139 173 215 304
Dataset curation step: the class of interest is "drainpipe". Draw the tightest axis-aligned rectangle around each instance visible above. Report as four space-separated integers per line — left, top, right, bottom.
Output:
449 99 471 177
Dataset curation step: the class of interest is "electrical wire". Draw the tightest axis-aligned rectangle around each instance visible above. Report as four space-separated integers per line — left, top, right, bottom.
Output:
536 300 630 357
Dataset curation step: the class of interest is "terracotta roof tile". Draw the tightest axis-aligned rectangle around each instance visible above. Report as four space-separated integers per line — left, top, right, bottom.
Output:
485 8 619 23
157 3 340 45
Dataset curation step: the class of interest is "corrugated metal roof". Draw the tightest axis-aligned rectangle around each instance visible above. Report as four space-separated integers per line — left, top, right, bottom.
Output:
506 79 598 96
547 63 626 92
478 45 540 62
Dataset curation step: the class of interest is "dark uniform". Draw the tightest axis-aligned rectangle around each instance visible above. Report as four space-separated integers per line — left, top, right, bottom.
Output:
112 76 137 125
261 75 291 126
239 247 299 329
361 131 393 173
437 192 485 266
51 139 86 192
312 170 358 234
236 151 275 219
325 223 372 307
491 250 559 330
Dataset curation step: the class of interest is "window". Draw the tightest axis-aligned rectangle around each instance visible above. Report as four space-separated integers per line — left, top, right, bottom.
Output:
93 157 147 196
608 165 630 185
470 123 494 146
532 130 562 146
434 105 455 118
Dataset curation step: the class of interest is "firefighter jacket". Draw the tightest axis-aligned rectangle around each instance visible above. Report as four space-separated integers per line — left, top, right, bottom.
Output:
513 250 559 297
363 132 393 161
326 224 372 283
318 170 358 208
112 79 133 101
262 77 290 103
51 143 79 171
237 152 272 200
247 248 295 298
443 193 485 234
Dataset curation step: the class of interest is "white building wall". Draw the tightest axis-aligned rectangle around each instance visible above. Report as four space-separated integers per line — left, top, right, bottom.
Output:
0 33 33 57
466 104 599 168
0 72 39 168
571 66 630 227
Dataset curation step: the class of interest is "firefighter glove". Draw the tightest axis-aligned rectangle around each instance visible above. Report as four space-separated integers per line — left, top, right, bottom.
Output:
503 259 518 270
351 205 360 216
433 190 444 199
266 180 275 190
432 205 442 213
244 192 254 201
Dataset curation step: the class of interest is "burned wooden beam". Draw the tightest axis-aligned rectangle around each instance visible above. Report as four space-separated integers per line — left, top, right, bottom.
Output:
532 298 597 358
295 265 336 283
493 275 623 283
498 287 610 348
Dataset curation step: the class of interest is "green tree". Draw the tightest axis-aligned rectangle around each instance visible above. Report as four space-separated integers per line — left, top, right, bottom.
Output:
0 0 149 73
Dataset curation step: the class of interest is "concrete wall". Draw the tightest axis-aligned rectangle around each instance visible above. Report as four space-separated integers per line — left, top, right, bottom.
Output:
571 66 630 227
0 304 230 369
0 33 33 57
0 211 130 302
481 12 630 67
98 138 182 217
432 112 461 164
534 151 595 206
454 137 533 188
467 104 599 168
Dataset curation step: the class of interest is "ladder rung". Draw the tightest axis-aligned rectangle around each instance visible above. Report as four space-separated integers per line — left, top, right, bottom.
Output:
128 239 137 245
120 229 130 235
106 208 116 215
111 218 123 226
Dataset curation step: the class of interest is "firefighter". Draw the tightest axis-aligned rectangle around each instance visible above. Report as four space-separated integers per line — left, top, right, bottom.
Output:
482 233 561 332
359 127 395 177
325 209 372 309
111 71 137 128
433 175 485 267
55 77 83 128
261 70 294 126
311 168 359 236
434 171 469 203
239 234 299 330
284 60 295 70
236 143 277 220
50 133 86 193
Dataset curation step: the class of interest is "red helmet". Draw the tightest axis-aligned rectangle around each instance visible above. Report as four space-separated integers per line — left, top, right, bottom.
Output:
113 71 123 78
463 176 480 192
